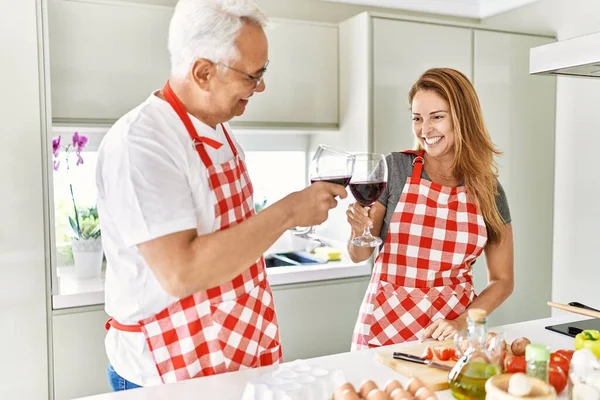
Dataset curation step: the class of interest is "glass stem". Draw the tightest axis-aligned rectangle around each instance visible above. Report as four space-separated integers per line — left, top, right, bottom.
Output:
361 206 373 238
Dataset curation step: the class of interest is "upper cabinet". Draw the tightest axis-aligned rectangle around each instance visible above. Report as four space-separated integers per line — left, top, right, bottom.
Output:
235 20 338 127
372 19 472 153
48 0 172 123
47 0 338 127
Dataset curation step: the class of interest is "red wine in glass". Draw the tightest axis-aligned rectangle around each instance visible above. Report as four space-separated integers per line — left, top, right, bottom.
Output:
349 181 386 206
293 145 355 240
310 175 352 187
350 153 388 247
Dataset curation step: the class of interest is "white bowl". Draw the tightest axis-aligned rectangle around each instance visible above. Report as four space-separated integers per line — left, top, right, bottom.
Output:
242 360 346 400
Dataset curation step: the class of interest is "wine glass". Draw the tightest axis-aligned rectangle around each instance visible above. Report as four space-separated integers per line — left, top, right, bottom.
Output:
293 145 355 240
349 153 388 247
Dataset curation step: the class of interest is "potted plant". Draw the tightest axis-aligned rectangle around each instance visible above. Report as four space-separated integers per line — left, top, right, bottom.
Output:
52 132 104 279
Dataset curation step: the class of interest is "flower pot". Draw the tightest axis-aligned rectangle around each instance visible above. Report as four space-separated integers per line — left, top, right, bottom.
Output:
71 237 104 279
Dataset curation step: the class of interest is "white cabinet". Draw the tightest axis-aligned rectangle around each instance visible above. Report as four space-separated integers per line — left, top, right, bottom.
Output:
272 277 369 361
48 0 338 126
472 31 556 326
235 20 338 127
373 19 473 153
48 0 172 123
0 1 49 400
52 309 111 400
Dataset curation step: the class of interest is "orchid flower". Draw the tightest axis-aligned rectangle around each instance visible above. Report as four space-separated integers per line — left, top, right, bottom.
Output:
51 131 94 239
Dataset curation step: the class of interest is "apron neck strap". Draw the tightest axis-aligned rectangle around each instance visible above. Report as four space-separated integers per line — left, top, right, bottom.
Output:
402 150 425 179
220 124 238 158
162 81 232 168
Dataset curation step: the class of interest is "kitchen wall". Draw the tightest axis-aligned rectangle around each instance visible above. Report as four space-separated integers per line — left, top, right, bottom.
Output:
482 0 600 313
0 0 50 399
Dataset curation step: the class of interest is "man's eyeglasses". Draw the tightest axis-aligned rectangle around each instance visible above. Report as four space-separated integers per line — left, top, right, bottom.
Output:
217 60 270 88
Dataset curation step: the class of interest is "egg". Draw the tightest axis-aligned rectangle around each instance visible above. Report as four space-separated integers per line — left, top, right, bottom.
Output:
359 379 378 398
508 373 532 397
404 377 426 395
384 379 403 394
334 383 357 400
366 388 390 400
390 387 414 400
414 386 437 400
339 389 361 400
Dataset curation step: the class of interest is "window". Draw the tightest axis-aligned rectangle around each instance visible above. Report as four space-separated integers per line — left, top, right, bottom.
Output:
49 126 311 309
53 151 99 265
244 151 307 210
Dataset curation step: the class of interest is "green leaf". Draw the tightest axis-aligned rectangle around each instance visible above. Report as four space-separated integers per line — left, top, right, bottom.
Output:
89 225 101 237
69 216 80 238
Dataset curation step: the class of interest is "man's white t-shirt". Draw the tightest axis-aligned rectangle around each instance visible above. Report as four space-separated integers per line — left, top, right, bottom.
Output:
96 92 245 386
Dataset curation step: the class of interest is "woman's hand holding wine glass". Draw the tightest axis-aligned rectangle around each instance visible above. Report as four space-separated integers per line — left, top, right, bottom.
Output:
348 153 388 247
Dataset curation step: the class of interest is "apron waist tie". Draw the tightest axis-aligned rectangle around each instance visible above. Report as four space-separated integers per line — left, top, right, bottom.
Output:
105 318 142 333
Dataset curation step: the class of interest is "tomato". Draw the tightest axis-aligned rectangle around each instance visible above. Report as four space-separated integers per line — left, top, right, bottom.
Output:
555 349 574 362
433 346 452 361
504 355 526 373
549 364 567 394
422 347 433 360
550 351 570 375
450 349 459 362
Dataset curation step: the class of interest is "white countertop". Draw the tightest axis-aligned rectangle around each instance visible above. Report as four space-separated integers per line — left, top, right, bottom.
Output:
53 239 371 309
76 314 584 399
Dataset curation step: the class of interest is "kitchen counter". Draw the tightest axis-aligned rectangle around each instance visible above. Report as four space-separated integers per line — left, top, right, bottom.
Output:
53 237 371 309
76 314 583 399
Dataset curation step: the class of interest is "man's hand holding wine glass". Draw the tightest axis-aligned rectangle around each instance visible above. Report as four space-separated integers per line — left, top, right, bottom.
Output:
282 182 348 228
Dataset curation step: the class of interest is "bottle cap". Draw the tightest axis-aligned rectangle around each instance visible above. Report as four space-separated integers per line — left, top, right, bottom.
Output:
525 343 550 362
467 308 487 322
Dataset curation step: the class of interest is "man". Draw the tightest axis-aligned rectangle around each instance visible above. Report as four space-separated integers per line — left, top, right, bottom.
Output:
96 0 346 390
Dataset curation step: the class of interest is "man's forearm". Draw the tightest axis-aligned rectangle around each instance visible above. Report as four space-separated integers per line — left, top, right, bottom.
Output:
177 199 294 296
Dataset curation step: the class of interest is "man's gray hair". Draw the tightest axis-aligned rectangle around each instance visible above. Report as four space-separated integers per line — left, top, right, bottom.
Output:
168 0 268 79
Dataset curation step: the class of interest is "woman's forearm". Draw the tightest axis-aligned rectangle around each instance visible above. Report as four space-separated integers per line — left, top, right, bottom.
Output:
462 278 514 322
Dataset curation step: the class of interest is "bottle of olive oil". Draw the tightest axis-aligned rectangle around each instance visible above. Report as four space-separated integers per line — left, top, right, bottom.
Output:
448 309 502 399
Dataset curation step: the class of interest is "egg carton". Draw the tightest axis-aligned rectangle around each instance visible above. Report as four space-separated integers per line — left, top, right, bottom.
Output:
241 360 346 400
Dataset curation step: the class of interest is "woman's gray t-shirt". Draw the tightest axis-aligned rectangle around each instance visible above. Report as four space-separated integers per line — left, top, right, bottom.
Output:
377 152 512 242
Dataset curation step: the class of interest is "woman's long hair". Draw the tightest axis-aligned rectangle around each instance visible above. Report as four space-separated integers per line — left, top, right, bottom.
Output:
408 68 505 244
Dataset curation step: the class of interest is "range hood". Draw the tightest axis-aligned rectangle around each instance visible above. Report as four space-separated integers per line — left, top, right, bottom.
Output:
530 31 600 78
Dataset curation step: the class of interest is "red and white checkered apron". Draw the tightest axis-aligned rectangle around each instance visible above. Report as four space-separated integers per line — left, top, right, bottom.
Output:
351 150 488 350
105 82 282 383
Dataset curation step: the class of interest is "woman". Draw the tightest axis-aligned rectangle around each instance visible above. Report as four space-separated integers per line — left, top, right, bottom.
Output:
348 68 514 350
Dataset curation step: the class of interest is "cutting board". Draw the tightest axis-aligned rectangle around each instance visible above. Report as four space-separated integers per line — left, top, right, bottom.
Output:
375 339 456 391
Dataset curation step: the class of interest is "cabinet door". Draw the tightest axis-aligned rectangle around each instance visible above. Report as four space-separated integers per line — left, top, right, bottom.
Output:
272 277 370 360
48 0 172 123
473 31 555 326
373 19 472 153
53 309 111 400
234 20 338 127
48 1 338 126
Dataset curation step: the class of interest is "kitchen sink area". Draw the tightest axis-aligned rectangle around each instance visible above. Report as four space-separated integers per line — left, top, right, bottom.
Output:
264 251 324 268
257 232 372 286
